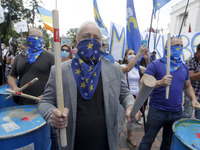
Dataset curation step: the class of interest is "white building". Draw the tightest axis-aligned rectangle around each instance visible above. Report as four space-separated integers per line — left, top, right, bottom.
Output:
170 0 200 34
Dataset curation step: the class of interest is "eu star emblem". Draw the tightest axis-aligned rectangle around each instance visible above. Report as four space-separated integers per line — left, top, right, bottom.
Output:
90 84 94 91
87 43 93 49
79 59 83 64
80 82 87 88
94 72 97 77
75 68 81 75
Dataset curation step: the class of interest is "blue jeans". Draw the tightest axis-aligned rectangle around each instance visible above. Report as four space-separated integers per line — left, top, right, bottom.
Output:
195 96 200 119
138 107 182 150
51 127 60 150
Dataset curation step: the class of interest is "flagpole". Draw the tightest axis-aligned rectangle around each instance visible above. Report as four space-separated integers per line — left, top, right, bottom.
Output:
178 0 190 37
8 0 14 44
55 0 57 9
147 8 154 49
154 10 160 51
0 29 5 84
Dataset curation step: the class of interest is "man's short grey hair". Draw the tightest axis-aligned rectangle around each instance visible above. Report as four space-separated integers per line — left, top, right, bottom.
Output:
76 21 102 40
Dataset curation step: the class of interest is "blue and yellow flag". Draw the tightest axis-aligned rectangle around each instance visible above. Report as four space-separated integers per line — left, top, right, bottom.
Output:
126 0 142 59
93 0 108 36
153 0 171 18
38 6 53 33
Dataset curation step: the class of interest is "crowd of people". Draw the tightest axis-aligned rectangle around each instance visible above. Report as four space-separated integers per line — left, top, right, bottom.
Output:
1 21 200 150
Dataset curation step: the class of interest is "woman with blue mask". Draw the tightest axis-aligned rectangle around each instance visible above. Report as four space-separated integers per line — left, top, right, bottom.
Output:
60 44 71 62
121 46 149 147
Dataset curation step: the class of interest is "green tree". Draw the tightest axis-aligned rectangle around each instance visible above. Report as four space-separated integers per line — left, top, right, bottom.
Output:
66 28 78 45
0 0 43 45
38 25 51 48
23 0 43 26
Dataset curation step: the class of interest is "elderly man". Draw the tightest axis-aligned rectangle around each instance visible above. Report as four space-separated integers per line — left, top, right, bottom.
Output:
138 37 200 150
38 21 135 150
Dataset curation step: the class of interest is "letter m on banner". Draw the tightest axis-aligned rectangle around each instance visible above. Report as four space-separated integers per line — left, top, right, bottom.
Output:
109 22 125 60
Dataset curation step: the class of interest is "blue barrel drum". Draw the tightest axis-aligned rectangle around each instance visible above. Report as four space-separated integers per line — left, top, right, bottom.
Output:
171 118 200 150
0 105 51 150
0 84 18 109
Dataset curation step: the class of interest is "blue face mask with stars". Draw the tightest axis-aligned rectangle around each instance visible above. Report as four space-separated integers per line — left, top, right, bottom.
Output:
163 45 183 72
26 36 43 64
71 38 102 100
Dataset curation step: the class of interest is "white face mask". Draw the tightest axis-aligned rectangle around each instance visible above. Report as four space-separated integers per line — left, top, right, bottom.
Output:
1 46 4 49
127 54 136 62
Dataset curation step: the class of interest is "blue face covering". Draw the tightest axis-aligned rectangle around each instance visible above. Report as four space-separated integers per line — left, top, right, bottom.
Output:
77 38 102 65
163 45 183 72
26 36 43 64
60 51 69 58
71 38 102 99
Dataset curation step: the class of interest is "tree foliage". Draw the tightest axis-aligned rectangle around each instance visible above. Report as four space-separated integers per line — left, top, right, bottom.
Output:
0 0 48 46
66 28 78 45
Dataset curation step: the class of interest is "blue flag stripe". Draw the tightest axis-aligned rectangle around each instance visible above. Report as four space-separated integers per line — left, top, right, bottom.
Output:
126 0 142 61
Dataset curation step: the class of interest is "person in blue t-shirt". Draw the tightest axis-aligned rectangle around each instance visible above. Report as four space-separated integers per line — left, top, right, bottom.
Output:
138 37 200 150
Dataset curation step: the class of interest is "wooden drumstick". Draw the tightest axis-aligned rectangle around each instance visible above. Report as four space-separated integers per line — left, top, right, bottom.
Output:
6 78 38 100
195 104 200 110
6 89 40 101
131 74 157 118
52 9 67 147
166 33 171 99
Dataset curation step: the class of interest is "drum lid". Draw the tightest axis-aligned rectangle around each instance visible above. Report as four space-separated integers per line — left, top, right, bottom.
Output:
173 118 200 149
0 105 46 139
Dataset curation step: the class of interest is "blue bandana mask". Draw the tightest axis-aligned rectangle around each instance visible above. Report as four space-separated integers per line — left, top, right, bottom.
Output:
71 38 102 99
162 45 183 72
60 51 69 58
77 38 102 65
26 36 43 64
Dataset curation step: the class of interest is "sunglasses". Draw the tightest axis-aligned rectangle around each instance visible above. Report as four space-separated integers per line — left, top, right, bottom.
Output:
61 48 70 52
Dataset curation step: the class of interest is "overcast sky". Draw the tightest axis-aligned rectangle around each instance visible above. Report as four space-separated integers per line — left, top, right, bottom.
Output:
39 0 183 35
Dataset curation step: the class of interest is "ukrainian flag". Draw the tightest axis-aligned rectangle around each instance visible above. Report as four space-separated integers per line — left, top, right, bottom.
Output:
38 6 53 33
126 0 142 60
93 0 108 36
153 0 171 18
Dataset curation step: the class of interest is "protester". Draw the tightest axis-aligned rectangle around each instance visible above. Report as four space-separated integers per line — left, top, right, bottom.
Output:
17 44 26 55
150 51 156 62
121 46 149 147
1 43 8 57
5 42 16 82
138 37 200 150
7 27 58 150
60 44 72 62
38 21 135 150
183 43 200 119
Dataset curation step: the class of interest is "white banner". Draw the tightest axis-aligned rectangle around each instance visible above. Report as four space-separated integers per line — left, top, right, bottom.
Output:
0 5 4 24
14 20 28 33
109 22 126 61
141 32 200 62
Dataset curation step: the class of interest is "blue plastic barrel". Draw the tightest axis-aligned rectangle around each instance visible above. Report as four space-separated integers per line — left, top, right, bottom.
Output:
0 105 51 150
171 118 200 150
0 84 18 109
